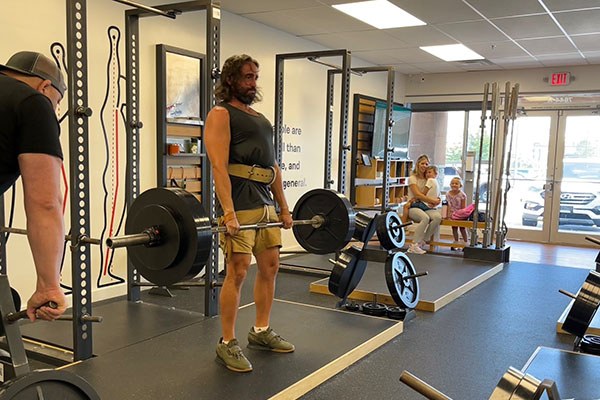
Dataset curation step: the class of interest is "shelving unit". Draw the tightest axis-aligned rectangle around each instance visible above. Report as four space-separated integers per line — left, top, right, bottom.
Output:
350 94 412 209
156 45 206 202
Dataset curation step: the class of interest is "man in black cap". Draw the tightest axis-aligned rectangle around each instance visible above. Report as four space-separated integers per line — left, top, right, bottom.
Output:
0 51 67 321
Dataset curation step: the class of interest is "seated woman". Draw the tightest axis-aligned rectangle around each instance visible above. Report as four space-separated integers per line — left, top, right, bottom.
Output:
406 154 442 254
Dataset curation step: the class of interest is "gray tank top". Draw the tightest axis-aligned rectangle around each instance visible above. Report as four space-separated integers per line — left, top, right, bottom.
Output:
217 102 275 214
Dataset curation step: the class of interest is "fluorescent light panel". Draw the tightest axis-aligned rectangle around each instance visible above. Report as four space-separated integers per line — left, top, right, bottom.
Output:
420 44 484 61
332 0 426 29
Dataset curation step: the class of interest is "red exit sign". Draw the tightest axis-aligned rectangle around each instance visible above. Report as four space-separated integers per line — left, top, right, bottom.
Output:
550 72 571 86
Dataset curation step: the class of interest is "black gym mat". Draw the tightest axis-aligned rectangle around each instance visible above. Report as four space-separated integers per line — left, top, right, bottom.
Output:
310 252 502 311
64 300 402 399
523 346 600 399
19 300 205 357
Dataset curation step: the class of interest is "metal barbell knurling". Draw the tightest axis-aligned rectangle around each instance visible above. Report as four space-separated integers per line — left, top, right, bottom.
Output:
106 215 325 249
0 227 101 246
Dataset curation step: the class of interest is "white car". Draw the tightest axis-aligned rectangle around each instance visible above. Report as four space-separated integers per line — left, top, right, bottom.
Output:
522 159 600 228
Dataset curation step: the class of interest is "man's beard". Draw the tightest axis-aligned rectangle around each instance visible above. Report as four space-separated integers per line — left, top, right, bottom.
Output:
233 85 256 105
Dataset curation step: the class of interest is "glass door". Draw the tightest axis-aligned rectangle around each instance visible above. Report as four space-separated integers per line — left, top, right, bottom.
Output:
506 110 600 245
550 110 600 245
503 111 558 242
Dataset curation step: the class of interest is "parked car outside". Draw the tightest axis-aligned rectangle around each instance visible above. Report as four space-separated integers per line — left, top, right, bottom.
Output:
521 158 600 228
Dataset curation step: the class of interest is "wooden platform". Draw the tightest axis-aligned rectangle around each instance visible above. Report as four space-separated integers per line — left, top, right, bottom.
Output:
556 299 600 335
63 299 402 400
310 253 503 312
522 346 600 399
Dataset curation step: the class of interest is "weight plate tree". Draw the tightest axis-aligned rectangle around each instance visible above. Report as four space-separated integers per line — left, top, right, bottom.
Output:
292 189 356 254
385 252 420 309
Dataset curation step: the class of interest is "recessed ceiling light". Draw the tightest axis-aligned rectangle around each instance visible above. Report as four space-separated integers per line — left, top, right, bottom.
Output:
332 0 426 29
420 44 484 62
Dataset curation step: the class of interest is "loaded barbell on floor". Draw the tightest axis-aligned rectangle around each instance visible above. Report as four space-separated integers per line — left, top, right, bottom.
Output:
558 269 600 355
399 367 562 400
106 187 356 286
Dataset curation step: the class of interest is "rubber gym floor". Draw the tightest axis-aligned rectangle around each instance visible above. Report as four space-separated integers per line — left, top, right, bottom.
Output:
18 251 594 399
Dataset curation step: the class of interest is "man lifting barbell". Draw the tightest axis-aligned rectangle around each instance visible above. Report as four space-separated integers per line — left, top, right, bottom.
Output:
205 54 294 373
0 51 67 321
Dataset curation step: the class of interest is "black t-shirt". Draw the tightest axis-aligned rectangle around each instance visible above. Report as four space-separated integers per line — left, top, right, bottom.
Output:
218 102 275 214
0 74 63 194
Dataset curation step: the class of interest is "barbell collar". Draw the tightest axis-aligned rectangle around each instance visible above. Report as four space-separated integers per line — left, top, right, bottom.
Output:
0 227 101 246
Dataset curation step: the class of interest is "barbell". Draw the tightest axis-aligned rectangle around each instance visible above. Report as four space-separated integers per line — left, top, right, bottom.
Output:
107 187 357 286
0 227 101 246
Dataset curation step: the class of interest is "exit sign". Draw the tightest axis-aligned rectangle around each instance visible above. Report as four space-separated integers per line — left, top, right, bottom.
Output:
550 72 571 86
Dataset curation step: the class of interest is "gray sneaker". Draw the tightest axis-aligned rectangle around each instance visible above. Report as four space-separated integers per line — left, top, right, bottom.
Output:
215 338 253 372
247 327 295 353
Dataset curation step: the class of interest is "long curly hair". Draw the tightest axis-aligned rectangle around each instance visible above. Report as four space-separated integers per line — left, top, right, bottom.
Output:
214 54 262 103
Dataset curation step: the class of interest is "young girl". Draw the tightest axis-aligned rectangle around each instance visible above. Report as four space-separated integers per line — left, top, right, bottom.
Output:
446 176 468 249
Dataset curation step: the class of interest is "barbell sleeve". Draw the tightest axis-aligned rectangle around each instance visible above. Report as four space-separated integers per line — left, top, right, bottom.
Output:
558 289 578 300
0 227 101 245
106 215 325 249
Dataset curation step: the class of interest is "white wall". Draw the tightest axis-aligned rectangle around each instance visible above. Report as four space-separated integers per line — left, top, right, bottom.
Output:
403 64 600 103
1 1 390 302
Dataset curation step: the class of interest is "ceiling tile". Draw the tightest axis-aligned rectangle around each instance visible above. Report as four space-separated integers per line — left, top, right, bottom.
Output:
491 15 563 39
220 0 321 14
488 56 542 68
517 37 577 55
352 50 410 65
387 0 483 24
435 20 508 43
463 0 545 18
541 0 600 12
303 30 410 51
387 47 447 63
537 53 588 67
572 33 600 51
409 61 465 73
583 51 600 62
386 25 455 46
554 9 600 35
468 41 529 58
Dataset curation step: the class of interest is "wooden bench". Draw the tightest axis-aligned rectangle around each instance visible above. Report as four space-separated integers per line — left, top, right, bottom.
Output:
405 219 485 250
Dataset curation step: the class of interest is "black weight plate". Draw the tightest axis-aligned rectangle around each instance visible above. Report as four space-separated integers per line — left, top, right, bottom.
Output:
362 302 388 317
344 302 361 312
126 188 212 286
328 246 366 299
580 334 600 355
387 306 407 320
562 270 600 338
376 211 405 250
352 212 376 243
0 369 100 399
385 252 420 309
292 189 355 254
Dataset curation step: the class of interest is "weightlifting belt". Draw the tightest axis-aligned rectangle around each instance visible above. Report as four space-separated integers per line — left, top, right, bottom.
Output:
227 164 276 185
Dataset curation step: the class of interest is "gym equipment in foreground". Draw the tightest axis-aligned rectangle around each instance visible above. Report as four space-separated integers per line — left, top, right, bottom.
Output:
107 187 356 286
559 267 600 355
0 275 100 399
400 367 562 400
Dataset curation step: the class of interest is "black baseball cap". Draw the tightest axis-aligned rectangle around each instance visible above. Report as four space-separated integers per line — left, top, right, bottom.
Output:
0 51 67 97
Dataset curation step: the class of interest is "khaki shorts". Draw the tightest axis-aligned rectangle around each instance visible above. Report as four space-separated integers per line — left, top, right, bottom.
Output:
219 205 282 257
